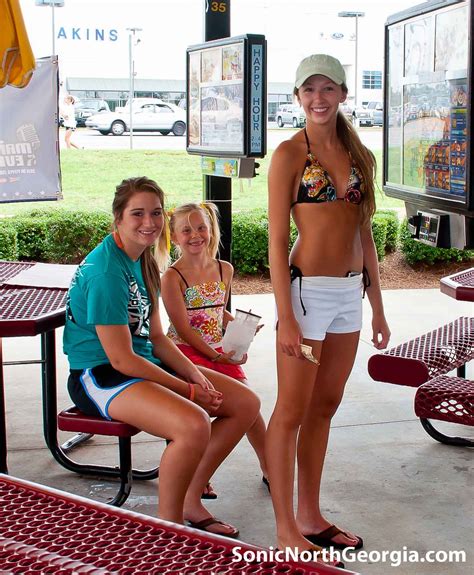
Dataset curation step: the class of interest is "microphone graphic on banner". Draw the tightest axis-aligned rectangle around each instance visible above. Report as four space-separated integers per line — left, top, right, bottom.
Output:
17 123 41 150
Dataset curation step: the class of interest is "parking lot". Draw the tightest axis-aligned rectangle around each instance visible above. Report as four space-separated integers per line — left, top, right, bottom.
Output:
63 125 383 152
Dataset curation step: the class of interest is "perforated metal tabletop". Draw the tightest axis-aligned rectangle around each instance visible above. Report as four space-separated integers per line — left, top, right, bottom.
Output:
440 267 474 302
0 475 354 574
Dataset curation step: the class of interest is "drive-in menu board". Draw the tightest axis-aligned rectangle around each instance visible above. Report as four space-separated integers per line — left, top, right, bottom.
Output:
385 2 469 205
186 35 266 158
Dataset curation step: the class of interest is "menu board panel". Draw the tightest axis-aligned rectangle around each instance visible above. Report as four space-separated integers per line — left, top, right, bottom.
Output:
186 35 266 158
385 2 469 206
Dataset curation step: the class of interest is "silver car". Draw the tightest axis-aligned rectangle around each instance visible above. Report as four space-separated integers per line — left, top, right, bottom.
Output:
275 104 306 128
356 101 383 127
85 101 186 136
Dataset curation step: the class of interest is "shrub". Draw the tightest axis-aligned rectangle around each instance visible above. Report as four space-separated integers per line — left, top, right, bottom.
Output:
12 216 49 260
43 211 112 264
0 220 18 260
232 210 269 273
399 219 474 265
376 209 399 252
371 216 388 261
3 207 403 272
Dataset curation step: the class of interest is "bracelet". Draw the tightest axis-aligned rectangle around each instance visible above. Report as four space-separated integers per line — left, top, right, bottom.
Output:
188 383 195 402
211 352 222 362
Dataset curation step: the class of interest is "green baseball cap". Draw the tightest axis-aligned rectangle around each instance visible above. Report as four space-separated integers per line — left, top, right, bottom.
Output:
295 54 346 89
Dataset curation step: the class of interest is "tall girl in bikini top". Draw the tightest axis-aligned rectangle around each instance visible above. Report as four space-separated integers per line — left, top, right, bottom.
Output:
291 128 365 208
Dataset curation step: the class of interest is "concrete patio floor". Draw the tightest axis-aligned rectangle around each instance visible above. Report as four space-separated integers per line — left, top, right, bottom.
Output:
2 289 473 574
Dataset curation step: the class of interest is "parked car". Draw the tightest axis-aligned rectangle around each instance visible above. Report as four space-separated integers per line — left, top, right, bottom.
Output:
85 101 186 136
275 104 306 128
355 101 383 127
74 98 110 127
115 98 164 113
339 102 355 123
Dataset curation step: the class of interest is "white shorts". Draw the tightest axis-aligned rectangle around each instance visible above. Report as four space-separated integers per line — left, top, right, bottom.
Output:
277 275 363 341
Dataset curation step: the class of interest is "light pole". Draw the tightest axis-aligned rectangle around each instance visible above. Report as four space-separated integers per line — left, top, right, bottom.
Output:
35 0 65 56
338 11 365 108
126 27 142 150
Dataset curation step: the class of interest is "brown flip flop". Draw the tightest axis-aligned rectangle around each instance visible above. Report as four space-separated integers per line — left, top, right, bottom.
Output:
305 524 363 550
187 516 239 538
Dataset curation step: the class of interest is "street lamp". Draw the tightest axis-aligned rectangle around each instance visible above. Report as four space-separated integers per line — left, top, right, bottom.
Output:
35 0 65 56
338 11 365 108
126 27 142 150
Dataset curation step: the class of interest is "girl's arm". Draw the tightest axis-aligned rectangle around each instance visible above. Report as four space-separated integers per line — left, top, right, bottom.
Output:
148 304 218 390
268 142 304 358
161 268 222 360
97 321 221 412
222 260 235 330
360 223 391 349
96 323 192 396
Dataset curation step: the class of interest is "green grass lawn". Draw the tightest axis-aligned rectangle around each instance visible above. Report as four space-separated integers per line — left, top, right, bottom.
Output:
0 148 403 216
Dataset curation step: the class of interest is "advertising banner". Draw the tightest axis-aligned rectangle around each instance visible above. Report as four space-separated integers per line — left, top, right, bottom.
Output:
0 56 61 203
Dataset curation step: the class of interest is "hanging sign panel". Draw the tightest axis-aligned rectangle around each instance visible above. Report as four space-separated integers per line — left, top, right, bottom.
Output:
186 34 266 158
0 56 61 203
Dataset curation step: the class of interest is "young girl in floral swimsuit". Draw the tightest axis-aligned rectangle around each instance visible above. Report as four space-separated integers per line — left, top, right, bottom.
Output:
161 202 268 496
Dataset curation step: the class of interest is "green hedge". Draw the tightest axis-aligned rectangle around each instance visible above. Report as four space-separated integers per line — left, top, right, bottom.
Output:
0 208 398 271
0 220 18 260
399 219 474 265
375 209 399 252
1 210 112 264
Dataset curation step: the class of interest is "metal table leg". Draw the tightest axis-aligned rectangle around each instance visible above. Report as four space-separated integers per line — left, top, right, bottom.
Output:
0 339 8 473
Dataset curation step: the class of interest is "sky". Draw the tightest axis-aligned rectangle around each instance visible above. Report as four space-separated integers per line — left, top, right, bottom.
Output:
19 0 428 82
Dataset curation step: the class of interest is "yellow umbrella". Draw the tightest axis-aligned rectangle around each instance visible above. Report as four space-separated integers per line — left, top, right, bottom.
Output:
0 0 35 88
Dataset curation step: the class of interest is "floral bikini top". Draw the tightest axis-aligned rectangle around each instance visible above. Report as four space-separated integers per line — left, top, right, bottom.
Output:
166 260 225 347
291 129 364 208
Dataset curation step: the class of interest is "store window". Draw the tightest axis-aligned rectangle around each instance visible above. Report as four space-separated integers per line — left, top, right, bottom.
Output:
362 70 382 89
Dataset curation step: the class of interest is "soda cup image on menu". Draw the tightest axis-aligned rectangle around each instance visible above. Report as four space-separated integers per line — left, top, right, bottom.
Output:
222 309 261 361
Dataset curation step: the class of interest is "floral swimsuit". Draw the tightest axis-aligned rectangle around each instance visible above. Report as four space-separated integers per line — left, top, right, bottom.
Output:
167 260 225 347
290 128 364 207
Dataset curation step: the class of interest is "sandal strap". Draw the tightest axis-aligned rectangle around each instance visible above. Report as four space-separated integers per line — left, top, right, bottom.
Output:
315 524 345 540
191 516 224 529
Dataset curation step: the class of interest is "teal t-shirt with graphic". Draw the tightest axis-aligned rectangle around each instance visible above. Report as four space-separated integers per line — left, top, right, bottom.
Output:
63 233 161 369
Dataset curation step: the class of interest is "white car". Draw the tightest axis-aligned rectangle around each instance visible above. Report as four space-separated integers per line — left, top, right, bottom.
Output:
85 101 186 136
275 104 306 128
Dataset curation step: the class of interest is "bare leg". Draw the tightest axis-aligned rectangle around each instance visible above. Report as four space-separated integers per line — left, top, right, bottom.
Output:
241 378 267 477
246 412 268 477
65 128 80 149
265 339 322 550
108 380 210 524
183 368 260 535
296 332 361 547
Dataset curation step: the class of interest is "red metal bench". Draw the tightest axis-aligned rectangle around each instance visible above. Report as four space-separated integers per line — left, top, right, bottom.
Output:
58 407 159 506
415 375 473 447
368 316 473 446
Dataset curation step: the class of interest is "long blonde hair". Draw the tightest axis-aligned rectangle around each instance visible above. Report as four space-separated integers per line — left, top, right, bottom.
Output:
169 202 221 259
112 176 169 311
336 112 376 224
294 83 377 224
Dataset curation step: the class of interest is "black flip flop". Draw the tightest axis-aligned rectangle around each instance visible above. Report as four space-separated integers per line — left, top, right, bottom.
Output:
201 482 218 500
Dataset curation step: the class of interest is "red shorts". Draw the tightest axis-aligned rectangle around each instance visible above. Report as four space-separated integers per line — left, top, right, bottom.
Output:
177 344 246 381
